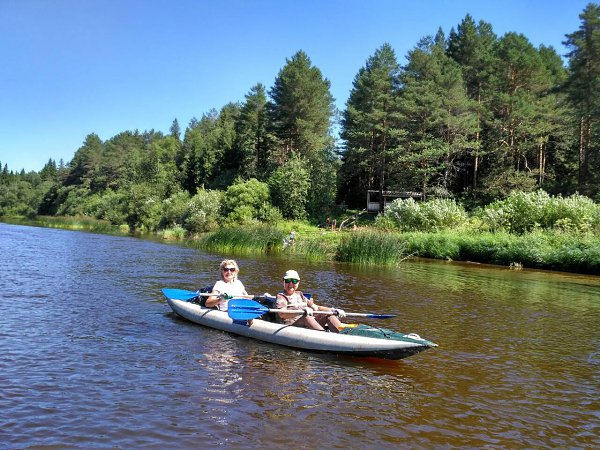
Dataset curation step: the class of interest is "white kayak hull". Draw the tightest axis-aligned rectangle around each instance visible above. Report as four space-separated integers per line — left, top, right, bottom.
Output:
165 296 437 360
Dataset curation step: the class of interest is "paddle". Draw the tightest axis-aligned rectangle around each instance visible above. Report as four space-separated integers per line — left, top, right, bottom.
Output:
161 288 259 301
227 298 396 321
162 288 201 301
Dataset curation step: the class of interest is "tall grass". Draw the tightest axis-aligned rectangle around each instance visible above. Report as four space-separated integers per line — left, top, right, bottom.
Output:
336 230 410 265
288 233 339 261
9 215 122 234
196 225 285 255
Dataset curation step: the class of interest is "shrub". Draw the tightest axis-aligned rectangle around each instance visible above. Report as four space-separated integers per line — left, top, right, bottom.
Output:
382 198 468 232
479 190 600 235
160 191 190 228
182 188 222 233
268 155 310 220
221 178 276 225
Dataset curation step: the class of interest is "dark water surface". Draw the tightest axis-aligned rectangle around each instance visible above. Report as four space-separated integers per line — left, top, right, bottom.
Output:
1 222 598 449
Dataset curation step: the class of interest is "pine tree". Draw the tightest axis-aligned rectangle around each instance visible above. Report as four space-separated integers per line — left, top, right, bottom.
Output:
340 43 403 209
481 32 559 197
398 31 478 198
447 15 498 190
564 2 600 196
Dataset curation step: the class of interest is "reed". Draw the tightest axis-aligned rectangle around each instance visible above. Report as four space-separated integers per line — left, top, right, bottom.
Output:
14 215 121 234
196 225 285 255
336 230 409 265
288 234 339 261
161 226 187 240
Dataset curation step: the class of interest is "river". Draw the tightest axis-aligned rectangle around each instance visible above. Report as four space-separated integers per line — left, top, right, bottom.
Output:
0 222 598 448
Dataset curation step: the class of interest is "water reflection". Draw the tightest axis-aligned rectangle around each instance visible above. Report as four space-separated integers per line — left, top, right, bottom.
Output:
1 222 599 448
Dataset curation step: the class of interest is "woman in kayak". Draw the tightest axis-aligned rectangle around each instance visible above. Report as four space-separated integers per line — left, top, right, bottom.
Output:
275 269 345 332
205 259 248 311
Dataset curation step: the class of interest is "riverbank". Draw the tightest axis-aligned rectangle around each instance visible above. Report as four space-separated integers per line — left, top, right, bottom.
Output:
3 216 599 275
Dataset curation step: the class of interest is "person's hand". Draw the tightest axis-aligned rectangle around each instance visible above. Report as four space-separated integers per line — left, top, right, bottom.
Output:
220 293 232 300
303 307 314 316
333 308 346 318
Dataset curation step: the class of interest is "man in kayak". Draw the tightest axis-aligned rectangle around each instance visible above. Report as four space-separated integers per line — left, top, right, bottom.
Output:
275 270 346 332
205 259 248 311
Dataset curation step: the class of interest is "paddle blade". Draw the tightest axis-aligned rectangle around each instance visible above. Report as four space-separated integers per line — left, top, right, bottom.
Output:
162 288 199 301
364 314 396 319
228 298 269 321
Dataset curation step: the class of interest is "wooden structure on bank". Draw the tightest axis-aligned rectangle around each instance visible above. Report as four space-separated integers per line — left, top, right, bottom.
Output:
366 190 423 213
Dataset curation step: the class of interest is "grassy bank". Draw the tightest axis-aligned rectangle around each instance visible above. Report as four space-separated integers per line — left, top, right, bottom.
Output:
4 216 599 275
191 224 600 275
1 215 128 235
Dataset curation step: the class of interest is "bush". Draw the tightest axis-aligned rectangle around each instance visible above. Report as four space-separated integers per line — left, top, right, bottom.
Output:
182 188 221 233
381 198 468 232
160 191 190 228
479 190 600 234
221 178 273 224
268 155 310 220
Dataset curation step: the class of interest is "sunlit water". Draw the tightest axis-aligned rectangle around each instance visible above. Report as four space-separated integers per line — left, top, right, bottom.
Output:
0 222 598 448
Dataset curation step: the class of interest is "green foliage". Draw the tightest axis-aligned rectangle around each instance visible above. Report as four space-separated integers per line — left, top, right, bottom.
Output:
380 197 468 232
197 225 284 254
220 178 280 226
268 155 310 219
221 178 269 215
564 3 600 197
182 188 222 234
478 190 600 234
161 226 187 240
160 191 191 229
94 190 128 225
234 84 272 179
340 43 404 207
268 50 335 162
336 230 409 265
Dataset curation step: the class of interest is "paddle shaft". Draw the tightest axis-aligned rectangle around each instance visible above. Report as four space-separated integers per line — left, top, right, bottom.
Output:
266 308 392 318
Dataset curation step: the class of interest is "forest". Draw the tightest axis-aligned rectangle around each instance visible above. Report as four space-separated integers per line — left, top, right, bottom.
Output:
1 4 600 238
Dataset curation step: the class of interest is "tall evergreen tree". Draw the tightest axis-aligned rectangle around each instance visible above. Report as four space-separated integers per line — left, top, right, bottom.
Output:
179 111 219 193
234 84 272 179
447 15 498 190
170 118 181 140
268 50 335 164
534 45 573 192
268 50 337 215
481 33 558 197
564 2 600 196
65 133 104 187
340 43 403 209
398 31 478 197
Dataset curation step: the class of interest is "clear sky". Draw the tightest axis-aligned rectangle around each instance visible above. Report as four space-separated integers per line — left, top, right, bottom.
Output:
0 0 592 172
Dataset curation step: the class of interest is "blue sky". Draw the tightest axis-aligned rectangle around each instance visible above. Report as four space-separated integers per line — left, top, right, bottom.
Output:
0 0 592 172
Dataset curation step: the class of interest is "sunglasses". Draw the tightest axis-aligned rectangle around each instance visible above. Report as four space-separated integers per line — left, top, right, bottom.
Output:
223 267 236 273
284 278 299 284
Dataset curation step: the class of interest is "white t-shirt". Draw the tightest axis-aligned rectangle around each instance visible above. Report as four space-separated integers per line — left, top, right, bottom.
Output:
212 279 247 311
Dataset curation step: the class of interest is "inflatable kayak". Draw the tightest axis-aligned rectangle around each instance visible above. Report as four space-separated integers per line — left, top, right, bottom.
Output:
162 288 437 360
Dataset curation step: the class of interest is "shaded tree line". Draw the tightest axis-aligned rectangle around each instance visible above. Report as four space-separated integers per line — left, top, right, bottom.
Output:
2 5 599 228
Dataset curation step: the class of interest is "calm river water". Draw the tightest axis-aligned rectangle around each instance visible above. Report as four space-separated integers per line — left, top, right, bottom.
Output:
1 222 598 449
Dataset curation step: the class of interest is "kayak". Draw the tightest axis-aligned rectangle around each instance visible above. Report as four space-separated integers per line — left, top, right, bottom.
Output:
162 288 437 360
